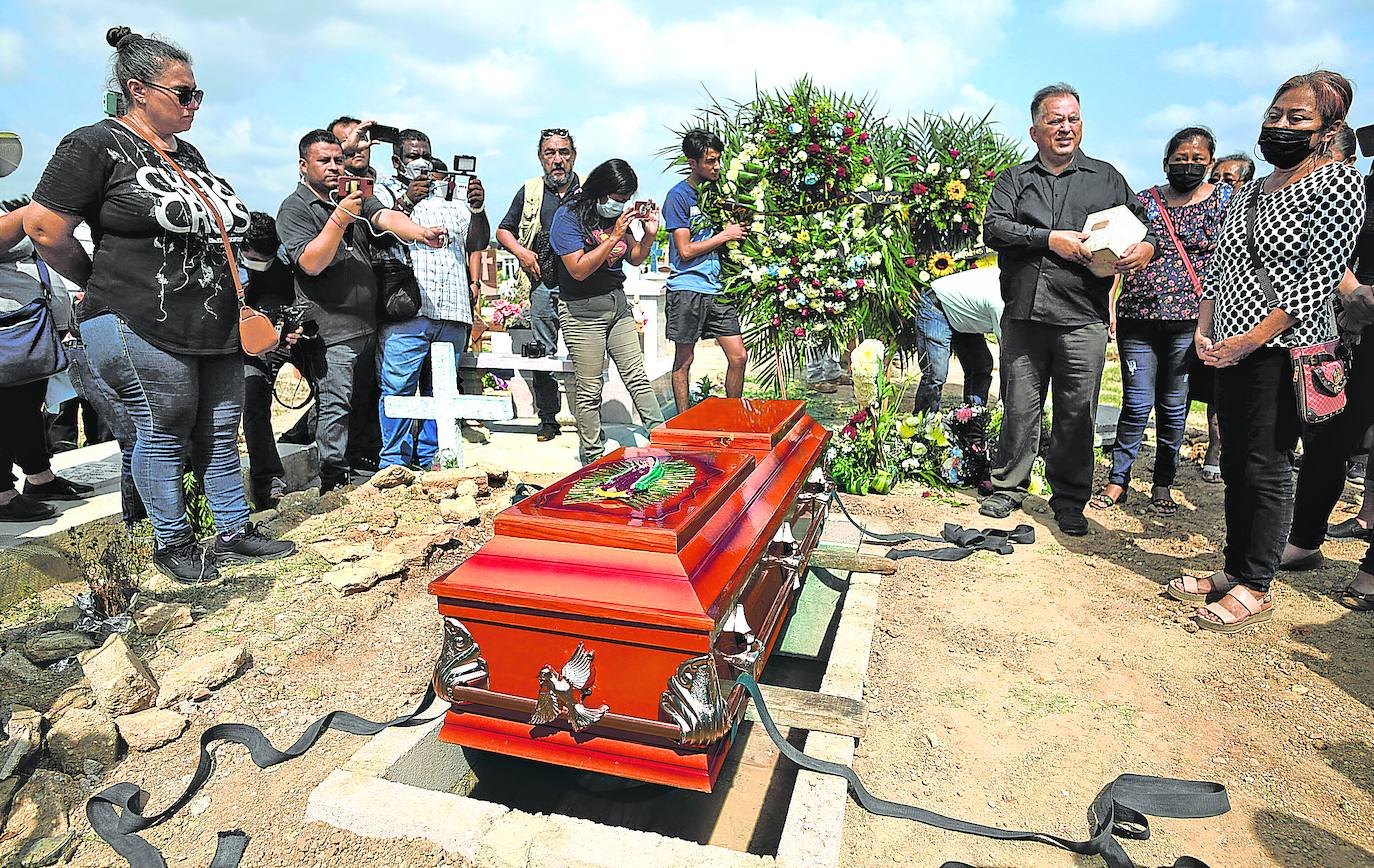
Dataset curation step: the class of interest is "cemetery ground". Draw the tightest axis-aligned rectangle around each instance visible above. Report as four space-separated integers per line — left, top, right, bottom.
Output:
3 345 1374 867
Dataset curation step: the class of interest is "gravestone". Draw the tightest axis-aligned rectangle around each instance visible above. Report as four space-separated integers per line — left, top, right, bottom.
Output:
382 342 514 468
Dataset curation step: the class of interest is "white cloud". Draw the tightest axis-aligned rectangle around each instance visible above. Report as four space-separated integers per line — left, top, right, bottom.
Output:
0 29 22 82
1051 0 1179 32
1143 95 1271 133
1163 34 1351 81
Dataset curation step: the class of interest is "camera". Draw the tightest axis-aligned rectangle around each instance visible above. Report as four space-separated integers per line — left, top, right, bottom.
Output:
520 341 547 359
265 302 318 340
337 175 374 199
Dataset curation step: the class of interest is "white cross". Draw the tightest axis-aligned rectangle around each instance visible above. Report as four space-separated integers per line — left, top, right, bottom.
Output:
382 342 514 468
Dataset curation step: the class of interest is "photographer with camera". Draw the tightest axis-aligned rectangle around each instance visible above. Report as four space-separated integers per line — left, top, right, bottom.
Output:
330 116 378 181
275 130 447 493
550 158 665 463
496 129 582 442
377 156 491 470
240 211 309 507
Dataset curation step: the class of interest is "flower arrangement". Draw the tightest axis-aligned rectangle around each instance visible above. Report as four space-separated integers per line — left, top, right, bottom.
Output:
671 84 1022 389
491 299 530 330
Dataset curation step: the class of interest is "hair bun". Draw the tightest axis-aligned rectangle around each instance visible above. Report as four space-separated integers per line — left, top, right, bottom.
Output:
106 26 139 49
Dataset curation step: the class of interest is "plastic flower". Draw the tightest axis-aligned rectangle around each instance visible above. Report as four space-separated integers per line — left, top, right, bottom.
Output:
794 326 806 336
927 162 942 175
851 339 886 376
959 168 971 180
945 180 967 201
787 122 803 135
928 252 958 277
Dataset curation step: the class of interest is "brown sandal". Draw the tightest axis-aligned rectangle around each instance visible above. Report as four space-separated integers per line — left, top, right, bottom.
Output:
1340 584 1374 611
1168 571 1235 604
1194 587 1274 634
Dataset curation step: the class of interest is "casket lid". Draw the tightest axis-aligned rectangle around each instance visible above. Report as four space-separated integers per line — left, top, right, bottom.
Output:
650 397 805 451
494 447 755 554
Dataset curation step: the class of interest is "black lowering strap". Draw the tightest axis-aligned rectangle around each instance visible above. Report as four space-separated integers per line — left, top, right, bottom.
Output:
737 674 1226 868
85 685 444 868
826 491 1035 559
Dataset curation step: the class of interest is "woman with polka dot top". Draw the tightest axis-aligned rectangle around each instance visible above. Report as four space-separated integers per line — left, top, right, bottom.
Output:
1168 70 1365 633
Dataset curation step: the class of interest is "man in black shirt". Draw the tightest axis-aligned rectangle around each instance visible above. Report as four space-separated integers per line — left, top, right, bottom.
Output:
276 130 446 493
980 83 1156 535
496 129 581 442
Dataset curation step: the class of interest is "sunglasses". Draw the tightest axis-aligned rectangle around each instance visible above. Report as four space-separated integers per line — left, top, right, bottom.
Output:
541 128 570 139
141 80 205 107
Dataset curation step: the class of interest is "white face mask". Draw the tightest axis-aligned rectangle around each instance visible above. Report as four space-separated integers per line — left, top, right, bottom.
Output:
243 257 272 272
596 197 628 218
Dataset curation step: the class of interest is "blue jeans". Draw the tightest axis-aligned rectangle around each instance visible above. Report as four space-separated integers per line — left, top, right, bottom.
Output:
68 341 145 524
1108 319 1194 487
377 316 471 469
80 314 250 548
530 286 564 424
913 290 952 414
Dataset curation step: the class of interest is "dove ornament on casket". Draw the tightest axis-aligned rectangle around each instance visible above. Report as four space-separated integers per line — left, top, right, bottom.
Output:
530 643 609 731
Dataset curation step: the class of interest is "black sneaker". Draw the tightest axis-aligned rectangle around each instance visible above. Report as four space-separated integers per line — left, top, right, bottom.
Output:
24 476 95 502
1348 458 1367 483
214 522 297 564
978 493 1018 519
1055 510 1089 537
154 539 219 584
536 422 560 442
0 493 57 522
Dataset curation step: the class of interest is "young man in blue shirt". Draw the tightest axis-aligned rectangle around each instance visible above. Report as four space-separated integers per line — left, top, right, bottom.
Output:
663 130 748 414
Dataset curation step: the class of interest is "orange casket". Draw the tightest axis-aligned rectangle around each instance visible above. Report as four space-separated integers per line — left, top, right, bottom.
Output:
426 398 832 791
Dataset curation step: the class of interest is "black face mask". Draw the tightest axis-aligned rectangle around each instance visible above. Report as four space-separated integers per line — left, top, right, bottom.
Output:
1258 125 1319 170
1165 162 1207 193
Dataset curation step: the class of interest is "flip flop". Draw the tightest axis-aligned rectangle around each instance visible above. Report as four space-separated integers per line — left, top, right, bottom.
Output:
1089 488 1128 510
1340 584 1374 611
1151 497 1179 516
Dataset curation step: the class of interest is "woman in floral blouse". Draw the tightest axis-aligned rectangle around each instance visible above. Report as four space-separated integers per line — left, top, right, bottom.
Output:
1094 127 1231 515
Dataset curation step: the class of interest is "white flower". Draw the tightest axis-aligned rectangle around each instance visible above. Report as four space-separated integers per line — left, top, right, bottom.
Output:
851 227 865 240
804 286 820 299
812 322 828 332
953 215 963 223
777 266 792 279
927 162 942 175
795 150 808 162
883 177 894 192
851 339 886 375
862 172 878 187
919 270 931 281
959 168 971 180
752 220 765 233
868 251 882 266
882 227 894 238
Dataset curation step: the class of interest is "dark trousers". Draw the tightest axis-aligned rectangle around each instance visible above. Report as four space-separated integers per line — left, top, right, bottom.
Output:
1 379 52 493
243 346 295 501
309 334 373 488
1217 349 1300 592
1290 337 1374 554
991 317 1108 514
1109 319 1194 487
951 331 994 406
48 398 110 452
531 285 564 425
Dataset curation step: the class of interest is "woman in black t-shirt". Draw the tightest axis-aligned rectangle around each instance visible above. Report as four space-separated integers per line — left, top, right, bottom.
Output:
549 159 665 463
25 27 293 583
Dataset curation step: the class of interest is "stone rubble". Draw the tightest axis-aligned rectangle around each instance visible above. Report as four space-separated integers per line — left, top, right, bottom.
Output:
77 635 159 717
155 646 251 708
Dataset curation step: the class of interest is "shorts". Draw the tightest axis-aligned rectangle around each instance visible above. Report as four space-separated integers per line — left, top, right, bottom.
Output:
665 290 742 343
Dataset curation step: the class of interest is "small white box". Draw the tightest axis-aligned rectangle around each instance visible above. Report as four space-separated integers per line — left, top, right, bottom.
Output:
1081 205 1147 278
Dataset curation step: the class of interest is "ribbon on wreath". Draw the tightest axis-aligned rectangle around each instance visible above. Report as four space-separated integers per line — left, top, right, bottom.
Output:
722 189 908 219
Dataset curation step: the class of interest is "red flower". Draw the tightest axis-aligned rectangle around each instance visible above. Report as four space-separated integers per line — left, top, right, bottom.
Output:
838 144 851 155
834 289 846 299
985 169 997 178
904 257 917 267
949 148 961 158
779 168 791 178
862 156 873 166
794 326 806 337
771 316 781 326
857 132 869 142
907 154 921 163
911 183 928 195
964 202 975 210
790 277 801 288
790 256 800 265
841 424 858 439
800 308 809 317
808 115 819 126
811 278 821 287
806 142 821 155
767 127 777 135
852 408 871 424
836 166 848 178
784 104 795 115
843 126 854 137
855 278 865 289
845 110 856 120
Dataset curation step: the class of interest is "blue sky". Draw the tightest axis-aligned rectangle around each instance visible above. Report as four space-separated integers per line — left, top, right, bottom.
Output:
2 0 1370 219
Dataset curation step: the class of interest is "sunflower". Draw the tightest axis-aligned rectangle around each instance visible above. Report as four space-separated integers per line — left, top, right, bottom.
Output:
944 179 967 202
928 252 958 278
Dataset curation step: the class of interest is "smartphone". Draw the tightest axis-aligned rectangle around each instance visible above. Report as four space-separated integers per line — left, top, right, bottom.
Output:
367 124 402 145
1357 124 1374 159
632 200 653 218
452 154 477 175
337 175 375 199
